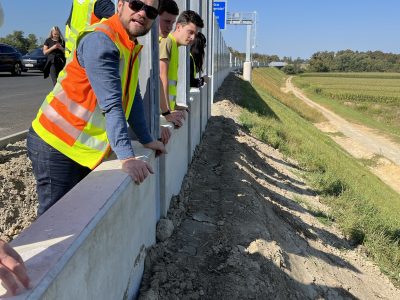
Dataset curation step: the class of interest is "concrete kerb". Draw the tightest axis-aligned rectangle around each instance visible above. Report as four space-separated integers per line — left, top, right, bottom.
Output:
0 130 28 149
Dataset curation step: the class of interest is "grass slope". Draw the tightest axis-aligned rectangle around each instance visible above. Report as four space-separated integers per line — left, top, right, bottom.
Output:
235 68 400 284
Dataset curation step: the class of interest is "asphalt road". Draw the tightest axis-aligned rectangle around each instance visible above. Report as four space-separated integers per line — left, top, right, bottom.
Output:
0 71 53 139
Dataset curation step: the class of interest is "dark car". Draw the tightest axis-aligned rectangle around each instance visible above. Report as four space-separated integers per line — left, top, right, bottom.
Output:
0 43 23 75
22 48 47 72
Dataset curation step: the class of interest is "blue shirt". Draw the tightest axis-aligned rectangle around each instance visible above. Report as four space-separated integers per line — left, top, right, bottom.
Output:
77 31 153 160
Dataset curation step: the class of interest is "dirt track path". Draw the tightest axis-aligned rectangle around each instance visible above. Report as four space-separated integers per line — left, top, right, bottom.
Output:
139 75 400 299
284 77 400 194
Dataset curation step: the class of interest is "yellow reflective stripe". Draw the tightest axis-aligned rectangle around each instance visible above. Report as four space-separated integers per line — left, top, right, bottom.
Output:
55 90 93 122
76 130 108 152
168 80 177 86
69 26 79 36
169 100 176 111
41 103 81 140
88 105 106 133
41 101 108 152
169 95 176 101
33 116 105 169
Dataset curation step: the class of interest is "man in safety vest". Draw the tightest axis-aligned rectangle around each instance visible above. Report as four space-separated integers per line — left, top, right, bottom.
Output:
159 10 204 127
27 0 165 216
65 0 115 59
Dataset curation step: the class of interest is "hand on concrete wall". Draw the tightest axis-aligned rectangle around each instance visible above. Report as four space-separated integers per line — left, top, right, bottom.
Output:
0 239 30 295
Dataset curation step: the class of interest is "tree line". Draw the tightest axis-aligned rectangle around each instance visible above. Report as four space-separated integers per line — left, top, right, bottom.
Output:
230 47 400 74
0 31 41 54
308 50 400 73
3 31 400 73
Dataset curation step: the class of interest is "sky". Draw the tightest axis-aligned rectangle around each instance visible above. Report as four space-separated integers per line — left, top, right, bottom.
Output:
0 0 399 59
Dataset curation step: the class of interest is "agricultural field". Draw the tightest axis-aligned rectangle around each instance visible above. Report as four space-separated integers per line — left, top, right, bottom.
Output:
292 72 400 139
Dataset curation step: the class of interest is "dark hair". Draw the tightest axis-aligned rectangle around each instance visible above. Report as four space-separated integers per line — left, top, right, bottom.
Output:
177 10 204 28
159 0 179 16
190 32 206 72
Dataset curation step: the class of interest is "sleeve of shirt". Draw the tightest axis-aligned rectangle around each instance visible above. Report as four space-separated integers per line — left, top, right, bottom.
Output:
127 86 153 145
77 31 135 160
94 0 115 19
159 37 172 61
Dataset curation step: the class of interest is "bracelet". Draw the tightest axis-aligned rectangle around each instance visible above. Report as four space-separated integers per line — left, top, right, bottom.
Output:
161 110 171 116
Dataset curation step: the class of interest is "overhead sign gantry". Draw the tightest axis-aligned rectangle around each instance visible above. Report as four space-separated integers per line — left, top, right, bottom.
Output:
226 11 257 81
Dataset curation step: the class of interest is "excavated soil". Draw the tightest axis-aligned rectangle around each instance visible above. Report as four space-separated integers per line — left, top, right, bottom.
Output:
0 140 37 242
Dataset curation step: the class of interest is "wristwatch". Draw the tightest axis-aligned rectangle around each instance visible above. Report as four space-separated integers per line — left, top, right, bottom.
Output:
161 110 171 116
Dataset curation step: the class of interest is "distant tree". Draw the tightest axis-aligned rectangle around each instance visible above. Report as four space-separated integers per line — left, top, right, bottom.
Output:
0 31 39 53
282 63 303 75
306 49 400 73
308 51 334 72
26 34 39 51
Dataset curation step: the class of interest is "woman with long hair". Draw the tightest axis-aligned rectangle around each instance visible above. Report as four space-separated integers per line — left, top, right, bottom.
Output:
43 26 66 86
190 32 209 88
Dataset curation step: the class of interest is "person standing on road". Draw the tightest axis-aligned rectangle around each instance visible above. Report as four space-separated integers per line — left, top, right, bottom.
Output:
159 10 204 127
43 26 66 86
65 0 115 59
27 0 165 216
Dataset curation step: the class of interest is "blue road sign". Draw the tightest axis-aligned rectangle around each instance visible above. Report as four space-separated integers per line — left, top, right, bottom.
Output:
213 1 227 30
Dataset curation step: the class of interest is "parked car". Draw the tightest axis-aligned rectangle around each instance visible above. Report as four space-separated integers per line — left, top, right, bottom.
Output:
22 47 47 72
0 43 23 75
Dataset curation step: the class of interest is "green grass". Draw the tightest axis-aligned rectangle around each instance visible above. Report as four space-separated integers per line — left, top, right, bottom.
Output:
292 73 400 140
234 68 400 285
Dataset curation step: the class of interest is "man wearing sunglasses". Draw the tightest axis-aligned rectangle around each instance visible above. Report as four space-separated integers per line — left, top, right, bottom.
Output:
159 10 204 127
27 0 166 215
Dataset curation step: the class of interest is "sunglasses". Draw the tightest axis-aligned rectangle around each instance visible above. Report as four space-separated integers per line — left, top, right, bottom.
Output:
125 0 158 20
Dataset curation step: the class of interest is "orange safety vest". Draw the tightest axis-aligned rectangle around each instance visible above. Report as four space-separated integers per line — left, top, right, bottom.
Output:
32 15 143 169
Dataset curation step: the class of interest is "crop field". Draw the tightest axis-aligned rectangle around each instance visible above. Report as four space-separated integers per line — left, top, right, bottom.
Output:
293 72 400 137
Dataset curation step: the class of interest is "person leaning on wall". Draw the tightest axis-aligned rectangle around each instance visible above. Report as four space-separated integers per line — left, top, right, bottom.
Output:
158 0 179 139
27 0 166 216
189 32 209 88
43 26 66 86
159 9 204 128
65 0 171 145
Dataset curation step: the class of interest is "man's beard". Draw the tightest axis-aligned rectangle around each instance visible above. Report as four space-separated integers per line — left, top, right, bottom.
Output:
130 24 152 37
119 7 153 38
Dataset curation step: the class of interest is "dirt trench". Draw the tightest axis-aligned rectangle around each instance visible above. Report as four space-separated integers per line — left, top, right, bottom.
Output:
139 75 400 300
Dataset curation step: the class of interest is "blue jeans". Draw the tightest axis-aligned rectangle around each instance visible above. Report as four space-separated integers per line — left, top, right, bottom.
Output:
27 127 91 215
